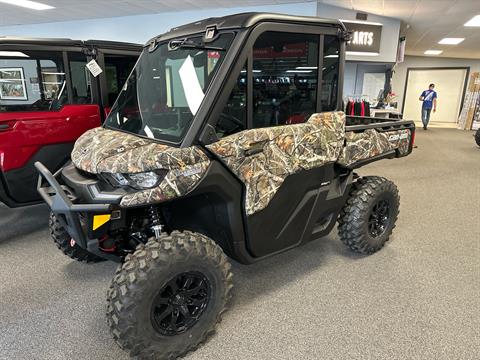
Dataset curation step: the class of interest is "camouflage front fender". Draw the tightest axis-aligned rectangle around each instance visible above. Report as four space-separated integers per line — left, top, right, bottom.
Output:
71 127 210 207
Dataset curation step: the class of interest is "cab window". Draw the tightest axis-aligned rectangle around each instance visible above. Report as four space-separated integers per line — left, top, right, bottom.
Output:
104 54 138 106
68 52 92 104
322 35 340 111
0 50 67 112
215 62 247 138
252 31 319 128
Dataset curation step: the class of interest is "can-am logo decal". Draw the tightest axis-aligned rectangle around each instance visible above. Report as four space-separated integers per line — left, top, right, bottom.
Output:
388 133 409 141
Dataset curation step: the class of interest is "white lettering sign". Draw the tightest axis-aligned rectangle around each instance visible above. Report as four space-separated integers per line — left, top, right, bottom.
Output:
351 31 374 46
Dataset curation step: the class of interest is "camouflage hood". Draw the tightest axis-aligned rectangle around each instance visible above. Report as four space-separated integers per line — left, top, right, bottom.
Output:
71 127 211 207
71 127 208 174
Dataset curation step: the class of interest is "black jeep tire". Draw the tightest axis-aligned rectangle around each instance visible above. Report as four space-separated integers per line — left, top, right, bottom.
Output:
475 129 480 147
106 231 233 360
49 213 105 263
338 176 399 255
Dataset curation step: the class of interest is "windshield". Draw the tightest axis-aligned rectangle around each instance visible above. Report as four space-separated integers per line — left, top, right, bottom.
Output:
104 33 234 143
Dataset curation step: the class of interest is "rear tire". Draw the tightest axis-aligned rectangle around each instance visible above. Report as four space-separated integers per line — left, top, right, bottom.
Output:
106 231 233 360
475 129 480 147
338 176 399 254
49 213 105 263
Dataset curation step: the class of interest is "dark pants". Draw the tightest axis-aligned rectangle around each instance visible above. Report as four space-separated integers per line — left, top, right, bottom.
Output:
421 107 432 127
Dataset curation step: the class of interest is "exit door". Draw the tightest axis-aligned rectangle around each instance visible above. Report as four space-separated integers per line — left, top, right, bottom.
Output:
402 68 468 124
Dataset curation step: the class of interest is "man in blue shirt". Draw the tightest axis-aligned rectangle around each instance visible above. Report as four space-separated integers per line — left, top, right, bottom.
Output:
419 83 437 130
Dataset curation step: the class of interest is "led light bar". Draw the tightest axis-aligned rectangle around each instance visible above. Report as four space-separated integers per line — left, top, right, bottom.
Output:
286 70 312 73
346 51 379 56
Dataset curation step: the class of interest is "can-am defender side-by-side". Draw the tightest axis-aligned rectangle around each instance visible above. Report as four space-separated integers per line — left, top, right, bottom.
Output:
36 13 415 359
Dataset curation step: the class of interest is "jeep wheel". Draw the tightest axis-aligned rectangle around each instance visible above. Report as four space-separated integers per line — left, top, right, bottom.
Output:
475 129 480 147
338 176 399 254
49 213 105 263
106 231 233 359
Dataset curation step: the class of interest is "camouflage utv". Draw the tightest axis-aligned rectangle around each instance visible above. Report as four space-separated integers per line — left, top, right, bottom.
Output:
36 13 415 360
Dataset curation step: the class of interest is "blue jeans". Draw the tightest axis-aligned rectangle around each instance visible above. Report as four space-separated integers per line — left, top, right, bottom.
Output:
421 107 432 127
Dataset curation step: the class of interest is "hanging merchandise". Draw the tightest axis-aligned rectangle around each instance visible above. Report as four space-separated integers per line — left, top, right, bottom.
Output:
345 95 370 117
458 72 480 130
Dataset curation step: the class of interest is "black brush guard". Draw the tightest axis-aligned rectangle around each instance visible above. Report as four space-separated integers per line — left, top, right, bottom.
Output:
34 161 116 259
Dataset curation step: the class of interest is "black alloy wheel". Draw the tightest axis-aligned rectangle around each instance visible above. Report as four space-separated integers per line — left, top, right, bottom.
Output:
337 176 400 254
151 272 211 336
368 199 391 238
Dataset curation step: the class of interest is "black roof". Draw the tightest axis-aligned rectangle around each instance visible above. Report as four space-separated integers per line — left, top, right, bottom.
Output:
0 36 142 51
148 12 346 45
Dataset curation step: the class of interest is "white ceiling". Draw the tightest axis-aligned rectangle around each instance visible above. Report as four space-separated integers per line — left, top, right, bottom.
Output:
0 0 479 59
0 0 315 26
319 0 480 59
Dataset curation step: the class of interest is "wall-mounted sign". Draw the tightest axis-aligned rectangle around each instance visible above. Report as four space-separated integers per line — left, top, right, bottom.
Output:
342 20 383 55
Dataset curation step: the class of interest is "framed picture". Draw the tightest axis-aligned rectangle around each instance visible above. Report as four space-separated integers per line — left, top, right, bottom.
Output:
0 67 27 100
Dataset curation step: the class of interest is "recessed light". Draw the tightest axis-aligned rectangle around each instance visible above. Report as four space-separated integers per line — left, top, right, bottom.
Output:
0 0 54 10
438 38 465 45
424 50 443 55
464 15 480 27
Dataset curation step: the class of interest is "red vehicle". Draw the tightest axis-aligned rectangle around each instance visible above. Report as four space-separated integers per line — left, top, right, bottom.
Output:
0 37 141 207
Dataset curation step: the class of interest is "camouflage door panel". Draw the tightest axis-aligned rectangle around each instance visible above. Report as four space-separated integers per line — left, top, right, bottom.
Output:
207 111 345 215
337 128 411 167
71 127 210 207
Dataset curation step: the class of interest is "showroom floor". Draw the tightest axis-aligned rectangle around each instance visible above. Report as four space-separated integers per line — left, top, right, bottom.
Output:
0 128 479 360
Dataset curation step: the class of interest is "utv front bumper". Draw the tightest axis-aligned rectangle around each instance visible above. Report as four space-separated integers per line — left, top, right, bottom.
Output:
35 161 121 261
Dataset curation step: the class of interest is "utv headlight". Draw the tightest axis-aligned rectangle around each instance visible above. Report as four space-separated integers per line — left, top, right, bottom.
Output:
128 171 162 189
103 170 167 190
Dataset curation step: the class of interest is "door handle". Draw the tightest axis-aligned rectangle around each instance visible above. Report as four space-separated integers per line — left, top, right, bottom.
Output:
244 140 268 156
0 124 9 131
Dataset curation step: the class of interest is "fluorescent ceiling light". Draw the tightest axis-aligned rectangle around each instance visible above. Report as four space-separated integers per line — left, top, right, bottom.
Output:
286 70 312 73
424 50 443 55
296 66 317 70
346 51 379 56
464 15 480 26
241 70 262 73
325 54 339 58
0 51 29 57
438 38 464 45
0 0 54 10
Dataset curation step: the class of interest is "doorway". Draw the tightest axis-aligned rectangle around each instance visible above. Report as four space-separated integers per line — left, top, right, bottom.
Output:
402 67 469 126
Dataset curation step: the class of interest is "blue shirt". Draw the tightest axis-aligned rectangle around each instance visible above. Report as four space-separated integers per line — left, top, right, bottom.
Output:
421 89 437 109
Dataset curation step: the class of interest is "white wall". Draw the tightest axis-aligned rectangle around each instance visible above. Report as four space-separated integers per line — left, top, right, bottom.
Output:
316 3 400 63
0 2 316 44
392 56 480 112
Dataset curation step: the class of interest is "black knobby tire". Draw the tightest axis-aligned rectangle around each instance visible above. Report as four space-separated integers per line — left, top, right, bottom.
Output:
106 231 233 360
475 129 480 147
49 213 105 263
338 176 400 254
